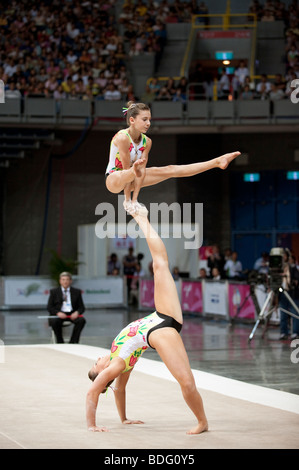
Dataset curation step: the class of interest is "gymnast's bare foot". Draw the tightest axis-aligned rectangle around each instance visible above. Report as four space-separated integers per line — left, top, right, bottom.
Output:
186 421 208 435
133 158 146 177
129 201 148 217
217 151 241 170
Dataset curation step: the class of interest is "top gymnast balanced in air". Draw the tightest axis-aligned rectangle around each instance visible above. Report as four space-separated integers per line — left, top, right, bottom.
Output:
86 207 208 435
105 101 241 215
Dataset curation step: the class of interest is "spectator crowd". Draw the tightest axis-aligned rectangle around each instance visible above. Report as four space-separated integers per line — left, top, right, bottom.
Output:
215 0 299 102
0 0 298 104
144 0 299 103
0 0 209 102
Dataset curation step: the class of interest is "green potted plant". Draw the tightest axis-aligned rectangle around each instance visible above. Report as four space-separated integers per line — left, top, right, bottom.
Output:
48 249 81 285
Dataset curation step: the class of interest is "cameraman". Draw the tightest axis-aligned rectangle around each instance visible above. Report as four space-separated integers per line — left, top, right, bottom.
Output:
279 251 299 340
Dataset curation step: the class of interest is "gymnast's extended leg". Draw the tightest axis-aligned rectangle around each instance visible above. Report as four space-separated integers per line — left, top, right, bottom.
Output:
133 213 208 434
107 151 240 196
140 151 240 189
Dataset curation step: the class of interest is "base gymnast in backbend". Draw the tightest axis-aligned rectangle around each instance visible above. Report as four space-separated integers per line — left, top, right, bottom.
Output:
105 101 240 215
86 208 208 435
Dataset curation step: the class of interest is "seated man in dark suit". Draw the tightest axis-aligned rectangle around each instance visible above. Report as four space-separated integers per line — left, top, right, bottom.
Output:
47 271 86 343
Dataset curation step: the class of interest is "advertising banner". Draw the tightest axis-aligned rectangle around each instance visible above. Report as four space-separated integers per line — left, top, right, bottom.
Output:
198 30 251 39
203 281 228 317
181 281 203 314
2 276 124 308
228 283 256 320
75 278 124 306
139 278 155 309
4 278 53 306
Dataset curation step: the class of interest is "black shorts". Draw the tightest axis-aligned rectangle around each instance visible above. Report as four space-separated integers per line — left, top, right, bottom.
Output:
147 312 182 349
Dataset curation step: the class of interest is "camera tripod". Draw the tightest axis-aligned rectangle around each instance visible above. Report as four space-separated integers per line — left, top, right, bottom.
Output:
248 285 299 342
230 283 263 323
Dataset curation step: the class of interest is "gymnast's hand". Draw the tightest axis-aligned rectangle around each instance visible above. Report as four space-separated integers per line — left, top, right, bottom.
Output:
88 425 109 432
122 419 144 425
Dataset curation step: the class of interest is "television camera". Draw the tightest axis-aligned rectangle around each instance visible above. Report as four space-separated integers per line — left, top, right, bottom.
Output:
248 248 299 341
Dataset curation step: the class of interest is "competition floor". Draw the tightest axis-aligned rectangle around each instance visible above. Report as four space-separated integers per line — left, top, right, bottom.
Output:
0 308 299 450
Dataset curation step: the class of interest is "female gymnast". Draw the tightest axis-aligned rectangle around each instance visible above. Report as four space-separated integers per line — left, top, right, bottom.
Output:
86 208 208 435
105 101 241 215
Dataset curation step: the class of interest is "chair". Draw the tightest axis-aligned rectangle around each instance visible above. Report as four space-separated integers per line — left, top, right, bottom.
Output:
24 98 56 123
0 98 22 123
38 315 72 343
51 321 72 344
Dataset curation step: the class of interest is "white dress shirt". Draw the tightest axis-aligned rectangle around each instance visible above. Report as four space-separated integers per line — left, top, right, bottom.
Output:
61 287 73 313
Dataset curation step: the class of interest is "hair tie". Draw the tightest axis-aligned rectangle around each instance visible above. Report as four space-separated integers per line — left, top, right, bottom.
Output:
122 103 137 116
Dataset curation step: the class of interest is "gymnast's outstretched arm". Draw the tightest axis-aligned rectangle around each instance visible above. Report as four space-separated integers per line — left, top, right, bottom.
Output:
86 358 125 432
114 369 144 425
